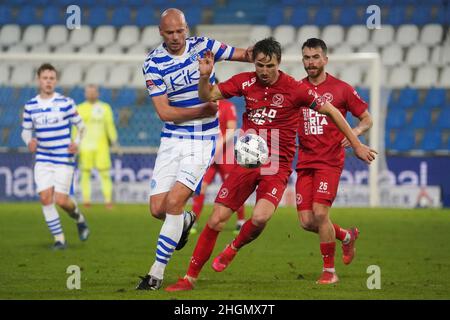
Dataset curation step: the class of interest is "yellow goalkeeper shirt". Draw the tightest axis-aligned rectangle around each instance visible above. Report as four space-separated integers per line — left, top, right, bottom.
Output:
76 100 117 152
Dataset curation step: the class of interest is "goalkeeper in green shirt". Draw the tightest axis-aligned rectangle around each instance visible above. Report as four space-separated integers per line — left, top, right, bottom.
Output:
76 85 118 209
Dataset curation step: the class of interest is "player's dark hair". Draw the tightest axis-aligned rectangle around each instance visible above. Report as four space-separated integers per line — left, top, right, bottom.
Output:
302 38 328 55
37 63 58 77
253 37 282 63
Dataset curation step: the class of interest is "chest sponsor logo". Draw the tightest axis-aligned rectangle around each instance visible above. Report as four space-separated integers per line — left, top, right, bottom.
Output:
248 107 277 125
242 77 256 89
302 109 328 135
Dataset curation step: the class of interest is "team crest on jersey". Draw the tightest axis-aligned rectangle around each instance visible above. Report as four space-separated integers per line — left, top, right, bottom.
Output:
271 94 284 106
189 50 200 63
218 188 229 199
296 193 303 205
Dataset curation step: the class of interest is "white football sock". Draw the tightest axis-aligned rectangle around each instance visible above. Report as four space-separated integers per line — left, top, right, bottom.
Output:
149 213 184 279
42 204 65 243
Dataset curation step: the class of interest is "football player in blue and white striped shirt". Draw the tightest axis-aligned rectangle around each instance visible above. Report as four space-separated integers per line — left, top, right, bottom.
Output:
136 8 253 290
21 63 89 250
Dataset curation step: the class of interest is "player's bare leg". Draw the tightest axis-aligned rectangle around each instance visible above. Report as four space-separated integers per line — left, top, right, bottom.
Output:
299 209 357 266
311 203 338 284
165 203 234 292
55 192 89 242
149 192 169 220
138 182 196 290
212 199 275 272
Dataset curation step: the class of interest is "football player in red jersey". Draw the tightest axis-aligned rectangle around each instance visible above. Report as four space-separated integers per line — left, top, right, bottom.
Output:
165 37 376 291
296 38 374 284
191 95 246 234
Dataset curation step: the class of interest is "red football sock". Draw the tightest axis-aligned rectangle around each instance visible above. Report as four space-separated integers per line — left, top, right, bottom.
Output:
232 219 266 250
333 224 348 242
236 206 245 221
186 224 219 278
192 194 205 219
320 242 336 270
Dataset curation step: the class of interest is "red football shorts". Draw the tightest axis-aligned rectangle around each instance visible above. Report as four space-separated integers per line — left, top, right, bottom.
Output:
202 163 234 185
215 164 291 211
295 167 342 211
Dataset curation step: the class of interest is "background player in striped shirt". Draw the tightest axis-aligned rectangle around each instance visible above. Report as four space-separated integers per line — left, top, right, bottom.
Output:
77 84 118 210
296 38 374 284
165 37 376 292
190 82 245 235
136 8 253 290
21 63 89 250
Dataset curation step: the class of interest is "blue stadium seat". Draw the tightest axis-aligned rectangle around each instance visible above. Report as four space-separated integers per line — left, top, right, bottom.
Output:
67 87 85 105
99 87 113 105
435 108 450 129
409 6 433 25
386 6 407 26
41 7 64 26
265 7 285 27
198 0 215 8
115 88 137 107
420 129 443 152
312 7 334 27
18 87 38 105
421 88 446 109
355 87 370 103
135 7 158 27
16 6 38 25
8 126 24 148
0 6 14 25
111 7 132 27
87 7 109 27
0 87 15 106
184 7 203 26
289 7 310 27
409 108 432 129
386 109 407 129
391 128 416 151
339 6 361 27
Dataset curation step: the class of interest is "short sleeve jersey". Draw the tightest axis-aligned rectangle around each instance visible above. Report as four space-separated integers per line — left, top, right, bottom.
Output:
218 71 321 167
297 73 368 170
142 36 235 139
21 92 82 166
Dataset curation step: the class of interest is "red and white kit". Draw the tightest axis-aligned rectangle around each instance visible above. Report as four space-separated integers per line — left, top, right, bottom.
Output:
296 73 368 209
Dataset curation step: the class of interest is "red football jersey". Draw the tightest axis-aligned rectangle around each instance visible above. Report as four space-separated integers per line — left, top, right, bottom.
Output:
297 73 368 170
215 99 237 165
218 71 320 167
217 99 237 137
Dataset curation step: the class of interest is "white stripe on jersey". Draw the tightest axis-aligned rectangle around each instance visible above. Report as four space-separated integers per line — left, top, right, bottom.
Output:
21 92 82 166
143 36 235 138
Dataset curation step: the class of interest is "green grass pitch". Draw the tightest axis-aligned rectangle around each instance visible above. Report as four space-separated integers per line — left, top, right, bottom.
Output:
1 203 449 300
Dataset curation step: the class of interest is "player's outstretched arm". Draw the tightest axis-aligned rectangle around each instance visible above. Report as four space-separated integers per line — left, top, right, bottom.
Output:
341 110 373 148
198 50 225 102
318 102 377 164
151 94 217 122
230 47 253 63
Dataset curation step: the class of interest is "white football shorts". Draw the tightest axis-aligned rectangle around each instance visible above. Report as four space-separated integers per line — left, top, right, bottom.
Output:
34 162 75 195
149 137 216 196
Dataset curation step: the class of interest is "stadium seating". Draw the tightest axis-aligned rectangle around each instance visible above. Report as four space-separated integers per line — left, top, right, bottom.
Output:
0 0 448 152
